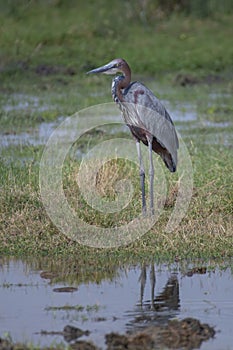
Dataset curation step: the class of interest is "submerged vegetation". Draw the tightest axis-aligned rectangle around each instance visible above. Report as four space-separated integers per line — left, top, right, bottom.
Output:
0 1 233 261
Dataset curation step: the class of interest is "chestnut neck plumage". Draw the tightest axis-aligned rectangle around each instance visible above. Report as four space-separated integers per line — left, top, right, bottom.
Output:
111 62 131 103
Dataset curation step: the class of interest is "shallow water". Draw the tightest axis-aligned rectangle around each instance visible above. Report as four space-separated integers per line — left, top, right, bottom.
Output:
1 106 232 151
1 91 233 150
0 259 233 349
1 120 61 148
2 93 54 113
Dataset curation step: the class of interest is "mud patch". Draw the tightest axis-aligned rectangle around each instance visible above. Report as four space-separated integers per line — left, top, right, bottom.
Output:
174 73 225 86
71 341 99 350
35 64 76 76
38 325 90 343
174 73 199 86
53 287 78 293
40 271 59 280
106 318 215 350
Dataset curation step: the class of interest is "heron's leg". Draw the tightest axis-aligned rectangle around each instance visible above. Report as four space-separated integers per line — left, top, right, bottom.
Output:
139 264 147 307
150 264 156 310
148 138 154 215
136 141 146 214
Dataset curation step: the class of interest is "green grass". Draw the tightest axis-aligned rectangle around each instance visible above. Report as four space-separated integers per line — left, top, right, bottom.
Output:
0 1 233 78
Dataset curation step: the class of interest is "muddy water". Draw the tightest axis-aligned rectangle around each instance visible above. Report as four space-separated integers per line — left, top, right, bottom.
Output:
0 259 233 349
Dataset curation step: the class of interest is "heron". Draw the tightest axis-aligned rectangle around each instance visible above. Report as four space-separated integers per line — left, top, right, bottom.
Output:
87 58 179 215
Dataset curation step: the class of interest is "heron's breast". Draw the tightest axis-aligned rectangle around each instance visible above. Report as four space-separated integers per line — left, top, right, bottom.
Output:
128 125 149 144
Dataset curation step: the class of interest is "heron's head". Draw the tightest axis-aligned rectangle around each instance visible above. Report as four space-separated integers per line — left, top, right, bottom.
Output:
87 58 129 76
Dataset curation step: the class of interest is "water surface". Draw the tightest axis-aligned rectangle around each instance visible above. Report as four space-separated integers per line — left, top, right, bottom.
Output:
1 92 232 150
0 259 233 349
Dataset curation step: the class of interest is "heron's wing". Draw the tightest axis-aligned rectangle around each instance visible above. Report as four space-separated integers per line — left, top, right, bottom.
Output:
123 82 179 166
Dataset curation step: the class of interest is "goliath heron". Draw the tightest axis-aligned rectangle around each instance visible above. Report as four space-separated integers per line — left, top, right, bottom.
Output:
87 58 179 215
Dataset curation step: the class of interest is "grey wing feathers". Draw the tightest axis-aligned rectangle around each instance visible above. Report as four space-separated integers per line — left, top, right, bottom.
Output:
123 82 179 168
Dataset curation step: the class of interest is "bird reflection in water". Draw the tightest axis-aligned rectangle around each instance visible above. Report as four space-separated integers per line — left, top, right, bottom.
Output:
138 264 180 312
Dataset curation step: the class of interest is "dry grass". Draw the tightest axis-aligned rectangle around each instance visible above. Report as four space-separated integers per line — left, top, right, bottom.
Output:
95 159 134 198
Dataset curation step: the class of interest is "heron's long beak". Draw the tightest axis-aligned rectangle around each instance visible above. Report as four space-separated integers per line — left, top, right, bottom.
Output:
86 62 116 75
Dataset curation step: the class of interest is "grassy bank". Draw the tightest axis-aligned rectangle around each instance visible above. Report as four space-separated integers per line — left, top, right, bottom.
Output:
0 1 233 261
0 1 233 80
1 122 233 260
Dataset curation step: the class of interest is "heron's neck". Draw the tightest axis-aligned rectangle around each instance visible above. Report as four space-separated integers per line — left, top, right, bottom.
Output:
111 67 131 103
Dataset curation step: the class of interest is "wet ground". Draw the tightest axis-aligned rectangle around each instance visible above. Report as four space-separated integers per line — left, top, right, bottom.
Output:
0 258 233 349
1 90 233 151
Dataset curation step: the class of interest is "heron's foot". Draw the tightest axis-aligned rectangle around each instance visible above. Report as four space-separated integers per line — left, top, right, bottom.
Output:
142 205 147 217
141 207 155 217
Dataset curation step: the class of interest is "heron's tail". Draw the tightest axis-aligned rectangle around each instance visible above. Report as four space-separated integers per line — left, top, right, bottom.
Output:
152 139 177 172
161 151 177 172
